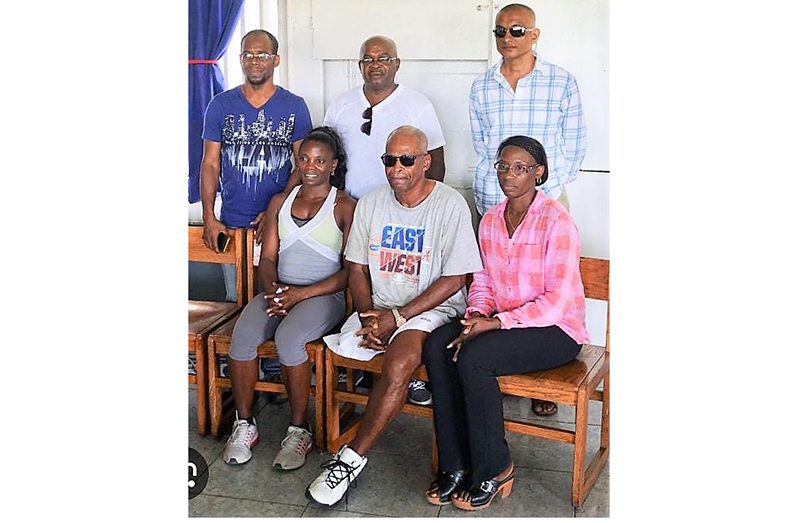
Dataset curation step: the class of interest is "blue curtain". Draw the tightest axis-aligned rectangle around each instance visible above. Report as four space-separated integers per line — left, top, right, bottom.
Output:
188 0 245 203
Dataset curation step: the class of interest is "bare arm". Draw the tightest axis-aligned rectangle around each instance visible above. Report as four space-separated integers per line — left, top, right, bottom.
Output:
349 262 374 315
256 193 285 298
282 139 305 193
359 274 466 345
200 139 226 251
425 146 446 182
350 261 387 348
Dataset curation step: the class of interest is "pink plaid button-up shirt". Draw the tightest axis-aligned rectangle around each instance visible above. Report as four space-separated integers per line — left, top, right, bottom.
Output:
465 192 589 344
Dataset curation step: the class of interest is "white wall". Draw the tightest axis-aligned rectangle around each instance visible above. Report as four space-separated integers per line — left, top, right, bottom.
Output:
283 0 608 245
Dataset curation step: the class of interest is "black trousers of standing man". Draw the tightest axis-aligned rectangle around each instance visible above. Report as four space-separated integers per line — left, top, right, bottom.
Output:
421 320 582 483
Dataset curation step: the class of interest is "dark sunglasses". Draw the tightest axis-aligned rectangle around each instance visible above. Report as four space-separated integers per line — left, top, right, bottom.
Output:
360 106 373 136
380 153 425 167
493 25 535 38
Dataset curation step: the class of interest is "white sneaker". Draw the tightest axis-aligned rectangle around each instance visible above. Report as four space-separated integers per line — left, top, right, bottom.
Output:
273 426 313 470
306 445 367 506
222 415 259 465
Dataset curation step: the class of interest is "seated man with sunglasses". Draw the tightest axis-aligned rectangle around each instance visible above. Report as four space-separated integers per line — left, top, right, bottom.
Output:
469 3 586 418
470 3 586 215
306 126 482 507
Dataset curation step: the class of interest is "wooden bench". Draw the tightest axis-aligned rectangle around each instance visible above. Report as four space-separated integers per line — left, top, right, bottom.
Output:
322 257 609 506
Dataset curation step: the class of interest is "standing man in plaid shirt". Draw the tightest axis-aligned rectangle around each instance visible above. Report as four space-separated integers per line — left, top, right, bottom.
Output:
470 3 586 217
469 3 586 417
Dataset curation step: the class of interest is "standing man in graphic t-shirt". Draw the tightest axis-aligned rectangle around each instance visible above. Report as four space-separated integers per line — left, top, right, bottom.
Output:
201 29 312 300
200 29 312 386
305 126 483 507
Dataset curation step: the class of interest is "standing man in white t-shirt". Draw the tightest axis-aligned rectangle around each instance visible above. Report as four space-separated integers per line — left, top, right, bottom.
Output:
324 35 446 404
323 35 446 200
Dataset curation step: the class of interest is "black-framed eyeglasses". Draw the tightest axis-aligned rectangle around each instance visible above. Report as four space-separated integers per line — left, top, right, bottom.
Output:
493 25 535 38
359 56 398 66
381 153 426 167
240 51 275 62
360 106 373 136
494 160 540 175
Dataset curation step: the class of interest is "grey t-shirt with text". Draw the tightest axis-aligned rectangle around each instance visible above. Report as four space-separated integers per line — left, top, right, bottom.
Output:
345 182 483 319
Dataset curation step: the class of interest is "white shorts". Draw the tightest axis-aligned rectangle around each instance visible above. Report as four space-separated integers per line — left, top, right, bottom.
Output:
324 310 452 361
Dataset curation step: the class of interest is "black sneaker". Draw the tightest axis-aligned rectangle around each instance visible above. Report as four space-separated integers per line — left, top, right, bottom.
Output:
261 370 288 405
338 370 364 386
407 379 432 406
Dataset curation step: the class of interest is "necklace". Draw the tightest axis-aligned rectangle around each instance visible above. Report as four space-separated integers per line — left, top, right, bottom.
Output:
504 205 529 237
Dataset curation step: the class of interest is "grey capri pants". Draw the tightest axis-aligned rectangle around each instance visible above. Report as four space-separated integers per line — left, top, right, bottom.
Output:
229 291 346 366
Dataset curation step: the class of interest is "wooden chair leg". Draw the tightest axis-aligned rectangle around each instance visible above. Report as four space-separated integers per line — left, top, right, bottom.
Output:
208 341 223 438
325 349 340 453
577 372 611 508
571 387 590 507
195 338 208 436
600 373 610 451
314 344 325 451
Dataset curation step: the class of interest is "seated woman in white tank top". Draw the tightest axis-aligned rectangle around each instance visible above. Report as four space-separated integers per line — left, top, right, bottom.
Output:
223 127 356 471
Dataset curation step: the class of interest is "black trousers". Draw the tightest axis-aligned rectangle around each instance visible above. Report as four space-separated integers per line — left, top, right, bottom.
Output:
421 320 581 482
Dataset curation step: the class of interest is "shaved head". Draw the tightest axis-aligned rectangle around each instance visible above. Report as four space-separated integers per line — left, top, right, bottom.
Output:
241 29 278 54
359 35 398 58
496 3 536 26
386 125 428 152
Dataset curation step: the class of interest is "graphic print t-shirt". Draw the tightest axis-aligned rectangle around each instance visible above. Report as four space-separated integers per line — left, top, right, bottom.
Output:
203 86 312 227
345 182 483 319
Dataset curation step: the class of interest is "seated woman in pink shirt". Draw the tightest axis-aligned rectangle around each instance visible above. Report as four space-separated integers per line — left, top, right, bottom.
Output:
421 135 589 511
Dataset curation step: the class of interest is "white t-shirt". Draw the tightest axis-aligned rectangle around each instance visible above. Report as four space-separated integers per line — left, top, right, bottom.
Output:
323 84 446 200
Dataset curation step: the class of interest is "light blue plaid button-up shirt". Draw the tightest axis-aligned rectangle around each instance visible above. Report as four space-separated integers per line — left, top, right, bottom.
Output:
469 56 587 215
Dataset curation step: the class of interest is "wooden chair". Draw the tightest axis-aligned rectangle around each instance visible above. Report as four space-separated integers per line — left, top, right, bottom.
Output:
206 232 328 450
324 342 436 467
188 226 248 435
207 327 327 450
495 257 610 507
323 257 609 506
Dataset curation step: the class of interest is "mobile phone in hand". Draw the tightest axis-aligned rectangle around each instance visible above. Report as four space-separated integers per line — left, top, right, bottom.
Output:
217 231 231 253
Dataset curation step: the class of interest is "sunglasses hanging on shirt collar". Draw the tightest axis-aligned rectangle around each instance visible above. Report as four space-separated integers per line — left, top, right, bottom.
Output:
360 106 373 136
